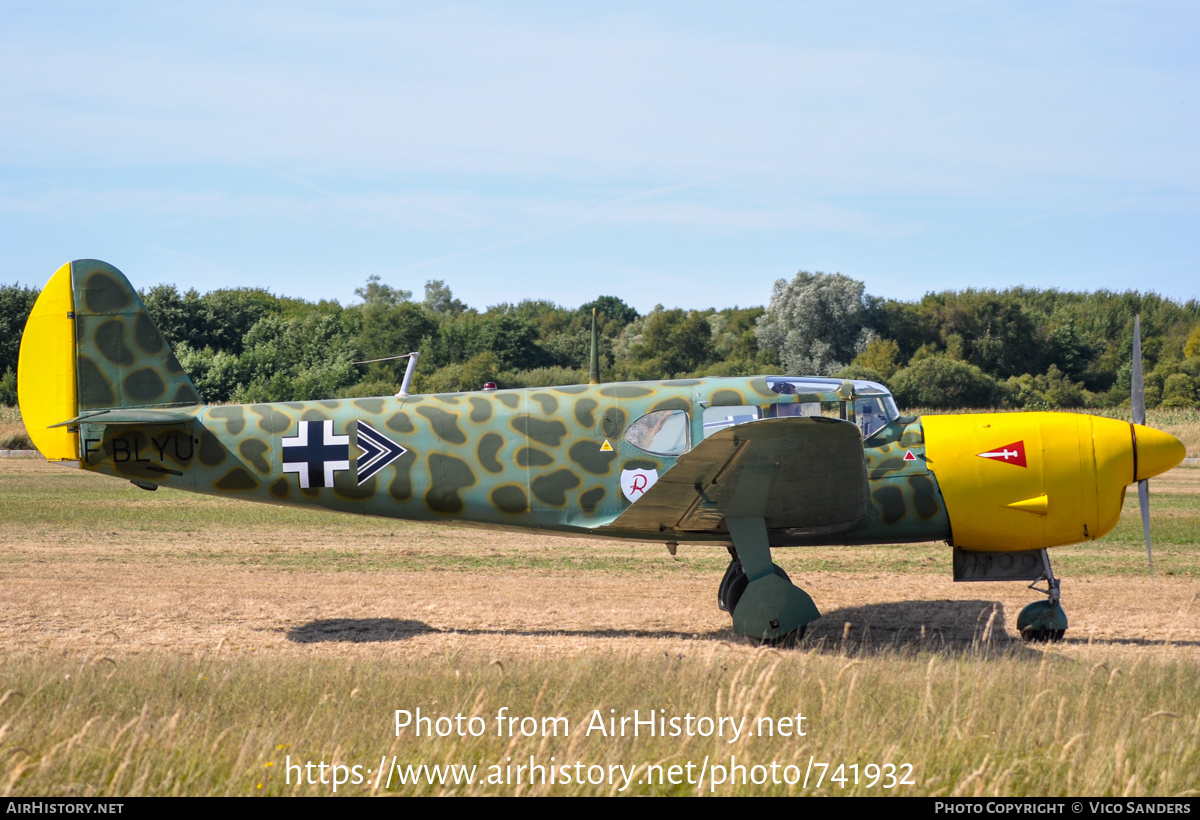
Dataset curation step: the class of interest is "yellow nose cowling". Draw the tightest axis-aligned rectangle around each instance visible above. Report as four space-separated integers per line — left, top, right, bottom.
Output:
923 413 1186 551
1133 424 1186 481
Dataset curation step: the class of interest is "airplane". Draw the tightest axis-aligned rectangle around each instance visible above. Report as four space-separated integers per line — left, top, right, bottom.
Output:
16 260 1187 646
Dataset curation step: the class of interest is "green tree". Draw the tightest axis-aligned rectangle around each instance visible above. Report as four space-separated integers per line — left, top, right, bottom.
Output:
479 313 550 371
0 283 40 393
174 343 245 404
141 284 207 348
201 288 281 355
852 337 902 380
418 351 502 393
357 301 438 384
1160 373 1199 408
423 280 466 316
916 291 1044 378
1004 366 1090 410
618 307 715 378
233 313 362 402
355 275 412 305
580 295 639 328
708 306 766 369
756 271 873 375
0 367 16 406
1185 323 1200 360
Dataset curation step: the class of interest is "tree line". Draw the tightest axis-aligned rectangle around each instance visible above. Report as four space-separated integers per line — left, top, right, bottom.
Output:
2 270 1199 411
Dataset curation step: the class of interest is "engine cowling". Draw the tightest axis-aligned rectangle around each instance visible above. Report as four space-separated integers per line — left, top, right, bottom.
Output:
921 412 1184 551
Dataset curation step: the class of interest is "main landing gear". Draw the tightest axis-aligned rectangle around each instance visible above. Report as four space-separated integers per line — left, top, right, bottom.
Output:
1016 550 1068 643
720 517 820 646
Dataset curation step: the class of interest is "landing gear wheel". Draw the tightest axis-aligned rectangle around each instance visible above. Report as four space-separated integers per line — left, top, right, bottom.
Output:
1017 553 1068 644
718 555 789 614
720 556 806 647
720 521 821 647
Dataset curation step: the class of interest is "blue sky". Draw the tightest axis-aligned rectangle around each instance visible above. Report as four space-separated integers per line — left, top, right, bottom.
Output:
2 1 1197 312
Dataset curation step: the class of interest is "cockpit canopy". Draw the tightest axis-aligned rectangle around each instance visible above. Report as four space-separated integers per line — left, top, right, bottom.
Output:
763 377 899 439
623 377 901 457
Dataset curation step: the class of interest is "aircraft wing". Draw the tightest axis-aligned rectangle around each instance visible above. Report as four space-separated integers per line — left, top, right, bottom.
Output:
610 416 869 536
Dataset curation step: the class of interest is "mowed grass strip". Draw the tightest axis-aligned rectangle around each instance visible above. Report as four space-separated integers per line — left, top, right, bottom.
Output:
1 648 1197 797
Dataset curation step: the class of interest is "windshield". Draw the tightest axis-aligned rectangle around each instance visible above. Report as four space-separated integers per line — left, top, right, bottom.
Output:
763 377 899 438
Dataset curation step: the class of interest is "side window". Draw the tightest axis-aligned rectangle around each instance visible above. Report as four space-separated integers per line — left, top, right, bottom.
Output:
855 397 889 438
624 410 690 456
766 401 821 418
702 406 760 439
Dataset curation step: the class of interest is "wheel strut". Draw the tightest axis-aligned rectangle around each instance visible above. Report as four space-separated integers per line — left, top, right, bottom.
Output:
722 517 819 644
1017 550 1068 643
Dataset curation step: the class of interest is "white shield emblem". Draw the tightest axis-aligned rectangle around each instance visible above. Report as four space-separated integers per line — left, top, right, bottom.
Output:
620 468 658 502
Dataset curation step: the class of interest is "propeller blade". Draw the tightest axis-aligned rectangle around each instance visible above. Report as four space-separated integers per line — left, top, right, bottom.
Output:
1138 478 1154 575
1132 314 1146 426
1132 316 1153 574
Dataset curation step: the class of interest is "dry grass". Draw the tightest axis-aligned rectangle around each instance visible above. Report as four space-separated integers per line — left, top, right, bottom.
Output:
0 405 31 449
2 648 1198 796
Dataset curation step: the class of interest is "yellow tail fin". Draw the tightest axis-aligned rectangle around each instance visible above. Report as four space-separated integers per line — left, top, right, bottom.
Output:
17 263 78 462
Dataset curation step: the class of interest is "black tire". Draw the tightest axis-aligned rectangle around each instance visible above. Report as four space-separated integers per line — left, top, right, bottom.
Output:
718 557 790 614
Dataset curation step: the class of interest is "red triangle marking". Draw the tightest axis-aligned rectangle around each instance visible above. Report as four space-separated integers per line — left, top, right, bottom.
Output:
903 449 917 461
976 440 1027 468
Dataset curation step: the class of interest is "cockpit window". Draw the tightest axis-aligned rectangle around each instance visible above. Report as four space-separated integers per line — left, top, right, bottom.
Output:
702 406 760 439
764 377 900 439
624 410 690 456
855 396 890 438
766 401 824 418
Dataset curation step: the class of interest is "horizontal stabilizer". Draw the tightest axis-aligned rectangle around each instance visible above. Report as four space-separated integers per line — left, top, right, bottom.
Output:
610 416 869 535
49 409 198 428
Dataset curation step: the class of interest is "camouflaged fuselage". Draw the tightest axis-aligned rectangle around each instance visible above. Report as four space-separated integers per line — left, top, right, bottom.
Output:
78 378 952 548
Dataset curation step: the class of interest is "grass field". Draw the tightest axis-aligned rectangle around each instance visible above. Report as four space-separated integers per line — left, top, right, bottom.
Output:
1 458 1198 796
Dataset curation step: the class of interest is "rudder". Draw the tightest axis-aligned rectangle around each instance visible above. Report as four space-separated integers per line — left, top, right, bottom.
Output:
18 260 201 462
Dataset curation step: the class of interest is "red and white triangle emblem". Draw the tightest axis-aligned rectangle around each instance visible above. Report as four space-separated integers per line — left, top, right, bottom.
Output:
976 440 1027 468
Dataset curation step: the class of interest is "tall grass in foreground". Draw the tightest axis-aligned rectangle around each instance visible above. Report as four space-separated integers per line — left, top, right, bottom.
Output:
3 646 1197 797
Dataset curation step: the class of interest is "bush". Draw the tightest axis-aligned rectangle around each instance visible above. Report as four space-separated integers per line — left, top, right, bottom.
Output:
1003 366 1091 410
1160 373 1199 408
0 367 16 406
890 356 1004 410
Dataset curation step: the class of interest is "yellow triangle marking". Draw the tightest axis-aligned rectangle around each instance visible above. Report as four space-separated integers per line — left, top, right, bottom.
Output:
600 439 613 452
1005 494 1048 517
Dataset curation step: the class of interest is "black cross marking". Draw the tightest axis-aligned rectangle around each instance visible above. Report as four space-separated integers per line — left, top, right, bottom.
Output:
282 420 349 488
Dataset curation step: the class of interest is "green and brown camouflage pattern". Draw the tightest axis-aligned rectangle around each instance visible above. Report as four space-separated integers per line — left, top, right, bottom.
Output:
71 260 201 413
62 261 952 548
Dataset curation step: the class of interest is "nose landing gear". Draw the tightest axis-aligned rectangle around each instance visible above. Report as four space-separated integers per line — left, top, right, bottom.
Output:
1017 551 1068 643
